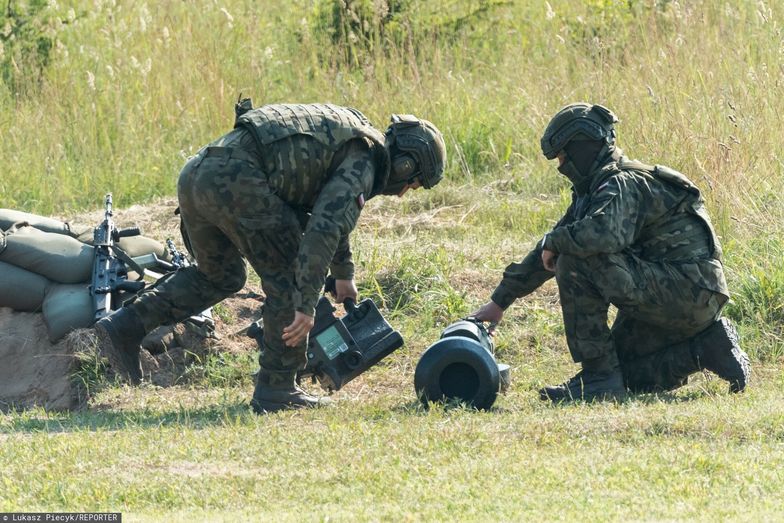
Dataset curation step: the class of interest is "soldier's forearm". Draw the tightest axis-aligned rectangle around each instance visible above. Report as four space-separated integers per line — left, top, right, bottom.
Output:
491 246 554 308
330 233 354 279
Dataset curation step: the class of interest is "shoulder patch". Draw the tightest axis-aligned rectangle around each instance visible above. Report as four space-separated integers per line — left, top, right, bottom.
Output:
356 192 365 209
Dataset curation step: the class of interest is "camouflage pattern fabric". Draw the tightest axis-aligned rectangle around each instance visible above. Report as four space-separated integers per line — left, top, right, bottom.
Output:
236 103 390 197
555 251 725 387
128 122 379 385
491 148 729 388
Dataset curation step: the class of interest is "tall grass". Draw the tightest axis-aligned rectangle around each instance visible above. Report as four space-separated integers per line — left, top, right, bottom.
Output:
2 0 782 353
1 1 781 218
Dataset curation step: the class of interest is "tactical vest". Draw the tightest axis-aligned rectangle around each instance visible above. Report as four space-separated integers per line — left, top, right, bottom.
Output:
617 158 723 262
591 157 730 298
235 104 390 195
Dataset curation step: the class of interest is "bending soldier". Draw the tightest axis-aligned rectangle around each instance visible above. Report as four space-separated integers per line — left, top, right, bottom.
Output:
472 103 750 402
93 102 446 413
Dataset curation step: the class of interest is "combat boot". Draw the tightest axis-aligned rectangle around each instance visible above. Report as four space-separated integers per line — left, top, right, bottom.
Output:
93 307 146 384
539 369 626 403
691 317 750 393
250 373 331 414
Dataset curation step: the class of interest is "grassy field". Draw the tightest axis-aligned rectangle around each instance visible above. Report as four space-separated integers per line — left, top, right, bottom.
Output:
2 0 784 520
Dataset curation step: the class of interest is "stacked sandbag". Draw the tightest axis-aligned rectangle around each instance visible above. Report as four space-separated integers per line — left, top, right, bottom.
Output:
0 222 93 283
76 230 168 258
0 261 49 311
42 284 95 342
119 235 168 258
0 210 167 342
0 222 96 341
0 209 73 236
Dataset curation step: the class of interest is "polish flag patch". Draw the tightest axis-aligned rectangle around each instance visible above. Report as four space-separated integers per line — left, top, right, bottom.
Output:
356 192 365 209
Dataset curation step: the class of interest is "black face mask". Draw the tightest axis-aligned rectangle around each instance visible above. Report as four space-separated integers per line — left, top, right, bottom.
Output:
565 140 605 175
558 140 607 194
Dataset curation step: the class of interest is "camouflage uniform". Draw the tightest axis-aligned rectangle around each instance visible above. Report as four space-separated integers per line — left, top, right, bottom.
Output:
491 148 730 391
128 104 390 385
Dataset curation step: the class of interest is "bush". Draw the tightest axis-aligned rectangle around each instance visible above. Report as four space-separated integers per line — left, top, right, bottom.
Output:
1 0 64 96
308 0 511 68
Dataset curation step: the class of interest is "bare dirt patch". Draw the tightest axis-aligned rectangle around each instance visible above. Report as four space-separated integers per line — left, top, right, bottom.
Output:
0 308 83 412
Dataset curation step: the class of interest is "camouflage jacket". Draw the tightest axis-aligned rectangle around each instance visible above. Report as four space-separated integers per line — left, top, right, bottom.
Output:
491 149 730 309
234 104 390 315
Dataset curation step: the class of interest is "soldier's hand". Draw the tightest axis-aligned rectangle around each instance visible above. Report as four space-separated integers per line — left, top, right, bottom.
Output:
335 279 359 304
471 301 504 325
282 311 315 347
542 249 558 272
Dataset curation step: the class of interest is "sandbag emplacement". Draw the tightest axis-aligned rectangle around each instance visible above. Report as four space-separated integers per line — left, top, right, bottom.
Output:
0 224 93 283
42 284 94 342
0 308 83 412
0 260 50 311
0 209 72 236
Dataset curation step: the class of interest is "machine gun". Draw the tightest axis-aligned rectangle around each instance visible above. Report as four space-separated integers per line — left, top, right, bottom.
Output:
90 193 146 321
247 277 404 391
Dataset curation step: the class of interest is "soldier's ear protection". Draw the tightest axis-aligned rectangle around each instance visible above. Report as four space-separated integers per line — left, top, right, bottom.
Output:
387 115 422 183
392 152 419 182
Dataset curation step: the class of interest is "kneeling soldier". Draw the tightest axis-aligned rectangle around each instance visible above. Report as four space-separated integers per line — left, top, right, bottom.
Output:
473 103 749 402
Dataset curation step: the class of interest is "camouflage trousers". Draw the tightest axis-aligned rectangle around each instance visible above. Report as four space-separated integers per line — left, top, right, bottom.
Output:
129 145 307 385
555 252 726 391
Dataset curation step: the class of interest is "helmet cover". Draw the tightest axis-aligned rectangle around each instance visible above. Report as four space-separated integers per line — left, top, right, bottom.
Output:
540 103 618 159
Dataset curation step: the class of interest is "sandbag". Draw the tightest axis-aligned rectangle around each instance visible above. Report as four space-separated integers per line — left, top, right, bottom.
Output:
77 231 167 259
0 209 72 236
74 228 95 244
0 224 93 283
42 284 94 342
118 235 167 258
0 261 50 311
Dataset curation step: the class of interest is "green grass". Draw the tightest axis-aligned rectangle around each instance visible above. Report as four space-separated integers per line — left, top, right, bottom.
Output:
3 0 784 520
3 377 784 521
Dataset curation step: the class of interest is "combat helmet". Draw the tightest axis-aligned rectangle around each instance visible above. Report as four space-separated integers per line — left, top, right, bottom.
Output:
382 115 446 195
540 103 618 160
